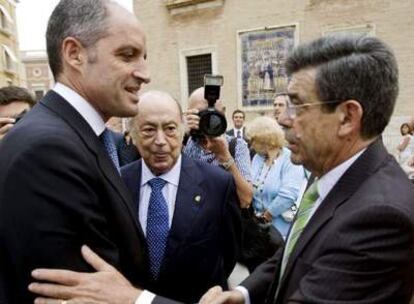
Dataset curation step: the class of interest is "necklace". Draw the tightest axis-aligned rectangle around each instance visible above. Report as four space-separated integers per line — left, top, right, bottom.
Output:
253 160 273 193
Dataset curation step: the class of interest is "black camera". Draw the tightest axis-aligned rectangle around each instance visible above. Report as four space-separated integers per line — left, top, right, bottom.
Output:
191 74 227 140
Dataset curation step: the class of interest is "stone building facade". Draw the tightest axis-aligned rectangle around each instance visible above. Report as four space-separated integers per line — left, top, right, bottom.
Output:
21 50 53 101
0 0 21 86
133 0 414 152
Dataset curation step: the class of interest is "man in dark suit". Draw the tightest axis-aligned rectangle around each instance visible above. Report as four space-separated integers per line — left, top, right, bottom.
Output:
29 90 241 304
25 33 414 304
226 109 247 141
0 0 150 302
123 91 241 303
197 34 414 303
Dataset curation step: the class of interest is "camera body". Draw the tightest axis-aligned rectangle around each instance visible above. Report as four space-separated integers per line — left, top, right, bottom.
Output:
191 74 227 140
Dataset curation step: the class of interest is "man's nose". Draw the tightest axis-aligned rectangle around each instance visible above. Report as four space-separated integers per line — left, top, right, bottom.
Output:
132 58 151 84
154 130 167 145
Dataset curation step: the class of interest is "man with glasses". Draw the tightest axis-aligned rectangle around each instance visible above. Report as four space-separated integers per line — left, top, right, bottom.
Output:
198 34 414 303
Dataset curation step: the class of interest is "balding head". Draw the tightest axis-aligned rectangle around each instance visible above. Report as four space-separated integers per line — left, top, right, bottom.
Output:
188 87 225 113
138 90 182 117
131 90 184 175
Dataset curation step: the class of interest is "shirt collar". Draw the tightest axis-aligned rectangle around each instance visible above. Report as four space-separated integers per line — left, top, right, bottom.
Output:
141 154 182 187
53 82 105 136
317 149 366 201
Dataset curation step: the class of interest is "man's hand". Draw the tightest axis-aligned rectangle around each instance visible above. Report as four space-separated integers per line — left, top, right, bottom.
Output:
184 109 200 133
0 117 15 140
28 245 141 304
263 210 273 222
407 155 414 167
202 135 231 162
199 286 244 304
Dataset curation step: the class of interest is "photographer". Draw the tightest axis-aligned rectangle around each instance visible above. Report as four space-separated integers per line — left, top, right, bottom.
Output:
184 87 253 208
0 86 35 141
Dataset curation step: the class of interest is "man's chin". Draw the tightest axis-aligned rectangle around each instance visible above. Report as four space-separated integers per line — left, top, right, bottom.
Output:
290 154 304 166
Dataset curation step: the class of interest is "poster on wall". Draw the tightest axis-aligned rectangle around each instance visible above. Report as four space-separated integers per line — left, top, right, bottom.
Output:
239 25 296 108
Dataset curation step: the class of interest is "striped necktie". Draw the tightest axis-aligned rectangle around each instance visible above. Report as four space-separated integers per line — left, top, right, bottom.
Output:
280 181 319 277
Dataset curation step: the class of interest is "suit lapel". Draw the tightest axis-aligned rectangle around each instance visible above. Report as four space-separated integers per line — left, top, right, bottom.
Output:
120 161 146 238
279 139 389 288
40 91 137 231
161 156 205 268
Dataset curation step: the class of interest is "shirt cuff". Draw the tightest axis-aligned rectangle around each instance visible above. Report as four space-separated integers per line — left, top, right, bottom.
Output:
235 286 251 304
135 290 156 304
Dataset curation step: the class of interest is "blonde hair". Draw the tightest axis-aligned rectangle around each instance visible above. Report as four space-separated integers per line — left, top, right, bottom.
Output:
245 116 285 150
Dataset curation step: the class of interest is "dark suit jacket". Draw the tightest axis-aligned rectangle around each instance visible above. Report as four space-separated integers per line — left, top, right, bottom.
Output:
226 127 247 141
0 91 146 303
242 139 414 303
121 156 242 303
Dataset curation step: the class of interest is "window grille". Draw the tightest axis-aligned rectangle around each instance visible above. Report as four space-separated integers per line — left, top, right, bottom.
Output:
186 54 212 95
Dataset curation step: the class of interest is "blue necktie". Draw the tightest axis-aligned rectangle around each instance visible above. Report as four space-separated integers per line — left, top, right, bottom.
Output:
100 129 120 173
146 178 169 280
236 130 241 138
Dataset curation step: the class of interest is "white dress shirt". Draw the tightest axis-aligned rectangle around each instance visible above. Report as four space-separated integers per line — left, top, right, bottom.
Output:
233 127 244 138
136 156 182 304
53 82 105 136
139 155 181 235
238 148 366 304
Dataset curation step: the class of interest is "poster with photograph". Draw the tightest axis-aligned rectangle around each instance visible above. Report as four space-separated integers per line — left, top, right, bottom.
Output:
239 25 296 108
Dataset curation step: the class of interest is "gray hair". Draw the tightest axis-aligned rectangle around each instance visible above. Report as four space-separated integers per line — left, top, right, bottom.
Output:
46 0 111 80
286 34 399 139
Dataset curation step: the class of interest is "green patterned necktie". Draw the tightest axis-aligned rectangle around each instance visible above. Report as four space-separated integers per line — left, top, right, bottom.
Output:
280 181 319 277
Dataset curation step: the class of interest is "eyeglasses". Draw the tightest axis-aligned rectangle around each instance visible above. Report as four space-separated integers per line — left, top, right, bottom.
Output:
278 94 343 118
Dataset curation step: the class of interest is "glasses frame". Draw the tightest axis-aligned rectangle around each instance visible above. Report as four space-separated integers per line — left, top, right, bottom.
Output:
277 94 343 118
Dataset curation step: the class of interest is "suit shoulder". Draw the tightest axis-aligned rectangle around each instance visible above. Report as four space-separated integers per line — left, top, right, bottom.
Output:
121 160 141 176
190 158 233 180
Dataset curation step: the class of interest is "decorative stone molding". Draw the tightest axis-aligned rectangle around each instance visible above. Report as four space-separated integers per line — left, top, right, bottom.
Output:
165 0 224 15
165 0 215 9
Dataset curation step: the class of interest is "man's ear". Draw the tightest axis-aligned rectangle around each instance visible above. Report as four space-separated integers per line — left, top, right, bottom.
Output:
61 37 86 74
337 100 363 138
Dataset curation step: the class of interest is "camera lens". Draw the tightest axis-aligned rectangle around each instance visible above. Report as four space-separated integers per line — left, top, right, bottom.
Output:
199 110 227 137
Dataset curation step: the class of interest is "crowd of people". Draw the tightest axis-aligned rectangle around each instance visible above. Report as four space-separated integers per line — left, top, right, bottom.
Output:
0 0 413 303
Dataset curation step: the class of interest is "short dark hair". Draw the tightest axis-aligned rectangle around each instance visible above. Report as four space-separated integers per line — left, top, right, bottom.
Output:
232 109 245 119
0 86 36 107
46 0 110 80
400 123 412 136
286 34 399 139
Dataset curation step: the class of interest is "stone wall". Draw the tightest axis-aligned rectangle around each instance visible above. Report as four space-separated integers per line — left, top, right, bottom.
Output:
133 0 414 150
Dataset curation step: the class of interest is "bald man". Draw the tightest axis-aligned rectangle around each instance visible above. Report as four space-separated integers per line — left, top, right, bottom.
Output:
184 87 253 208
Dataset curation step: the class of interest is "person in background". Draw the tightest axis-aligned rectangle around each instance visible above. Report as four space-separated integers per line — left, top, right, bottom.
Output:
246 116 305 239
0 85 35 140
273 94 287 123
184 87 253 208
118 129 141 165
227 109 247 140
397 122 413 165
